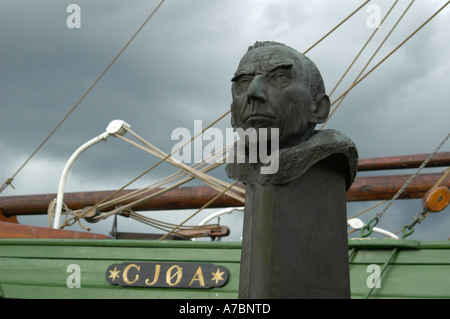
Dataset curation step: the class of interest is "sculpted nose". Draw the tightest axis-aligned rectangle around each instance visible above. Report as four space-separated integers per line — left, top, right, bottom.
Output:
247 75 266 104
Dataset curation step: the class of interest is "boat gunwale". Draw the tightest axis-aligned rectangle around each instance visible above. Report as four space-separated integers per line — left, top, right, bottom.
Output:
1 237 449 250
348 238 450 249
0 238 243 249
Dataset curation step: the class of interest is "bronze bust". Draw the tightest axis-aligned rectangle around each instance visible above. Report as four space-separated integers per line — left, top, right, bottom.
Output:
226 41 358 299
226 41 357 187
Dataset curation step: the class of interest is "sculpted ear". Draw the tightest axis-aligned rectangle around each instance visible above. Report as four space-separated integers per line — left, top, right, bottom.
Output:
309 94 330 124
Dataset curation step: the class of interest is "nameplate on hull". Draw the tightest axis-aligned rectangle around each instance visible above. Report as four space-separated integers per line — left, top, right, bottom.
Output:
106 262 229 289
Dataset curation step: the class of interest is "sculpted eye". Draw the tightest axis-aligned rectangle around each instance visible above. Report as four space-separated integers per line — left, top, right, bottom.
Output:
235 76 253 94
269 71 292 88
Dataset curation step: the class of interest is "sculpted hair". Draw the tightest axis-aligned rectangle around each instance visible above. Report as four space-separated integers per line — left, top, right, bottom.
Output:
247 41 326 101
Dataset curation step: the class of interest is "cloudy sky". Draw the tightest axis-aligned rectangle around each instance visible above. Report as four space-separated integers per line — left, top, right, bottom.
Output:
1 0 449 241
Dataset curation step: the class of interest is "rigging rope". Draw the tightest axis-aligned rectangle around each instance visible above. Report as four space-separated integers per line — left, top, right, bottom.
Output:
93 144 232 214
115 127 244 201
59 140 239 228
430 167 450 192
30 0 449 235
91 0 376 225
159 181 239 240
327 0 450 126
61 0 369 214
0 0 166 194
322 0 415 129
327 0 399 99
348 200 388 220
361 131 450 237
59 109 233 228
303 0 371 55
1 0 369 197
49 120 242 233
391 166 450 236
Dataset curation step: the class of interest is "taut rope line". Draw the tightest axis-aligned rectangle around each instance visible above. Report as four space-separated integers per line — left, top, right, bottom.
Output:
61 109 232 227
360 131 450 237
114 131 245 202
303 0 371 55
159 181 239 240
327 0 399 99
323 0 450 130
322 0 415 129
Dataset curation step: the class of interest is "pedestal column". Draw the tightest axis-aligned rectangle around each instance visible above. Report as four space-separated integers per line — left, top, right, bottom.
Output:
239 158 350 299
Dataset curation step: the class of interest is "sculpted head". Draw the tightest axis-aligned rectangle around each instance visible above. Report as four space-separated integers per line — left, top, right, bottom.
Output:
230 41 330 149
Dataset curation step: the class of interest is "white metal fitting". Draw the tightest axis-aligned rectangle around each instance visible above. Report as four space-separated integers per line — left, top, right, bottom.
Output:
53 119 130 229
106 119 130 136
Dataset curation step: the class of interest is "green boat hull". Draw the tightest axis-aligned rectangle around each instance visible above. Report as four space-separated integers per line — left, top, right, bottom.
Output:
1 238 450 299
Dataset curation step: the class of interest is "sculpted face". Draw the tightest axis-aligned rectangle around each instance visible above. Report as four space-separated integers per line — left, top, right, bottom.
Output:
231 43 329 149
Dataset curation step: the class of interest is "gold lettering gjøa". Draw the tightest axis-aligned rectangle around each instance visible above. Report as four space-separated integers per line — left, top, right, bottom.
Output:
106 262 228 289
166 265 183 286
145 264 161 286
123 264 140 284
189 266 205 287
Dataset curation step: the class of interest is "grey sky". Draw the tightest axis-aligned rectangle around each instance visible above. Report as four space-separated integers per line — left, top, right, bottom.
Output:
1 0 449 240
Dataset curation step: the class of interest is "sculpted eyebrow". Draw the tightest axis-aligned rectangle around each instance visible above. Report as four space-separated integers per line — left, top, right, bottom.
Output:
231 71 252 82
268 63 293 74
231 63 293 82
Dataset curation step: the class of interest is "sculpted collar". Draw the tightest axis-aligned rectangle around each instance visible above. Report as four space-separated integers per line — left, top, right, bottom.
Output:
225 129 358 189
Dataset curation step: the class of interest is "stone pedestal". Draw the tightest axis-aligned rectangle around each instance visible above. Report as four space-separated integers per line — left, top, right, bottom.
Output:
238 157 350 299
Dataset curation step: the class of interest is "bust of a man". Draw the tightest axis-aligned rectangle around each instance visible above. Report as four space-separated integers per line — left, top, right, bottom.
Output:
226 41 357 188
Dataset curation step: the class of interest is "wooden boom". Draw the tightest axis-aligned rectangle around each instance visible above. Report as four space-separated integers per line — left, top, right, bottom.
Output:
357 152 450 171
0 153 449 217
